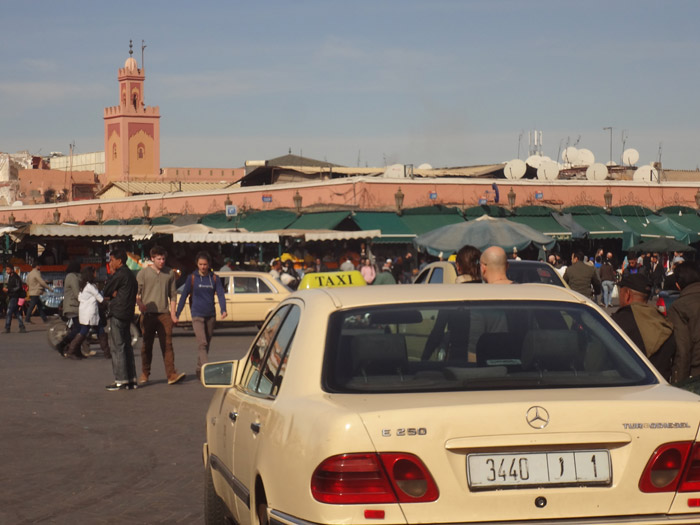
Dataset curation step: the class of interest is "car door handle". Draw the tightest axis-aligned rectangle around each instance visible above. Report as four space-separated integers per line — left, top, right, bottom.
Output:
251 422 261 434
229 411 238 422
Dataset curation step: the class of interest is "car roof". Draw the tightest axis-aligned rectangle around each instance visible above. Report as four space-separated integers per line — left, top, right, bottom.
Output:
214 270 272 278
292 282 586 310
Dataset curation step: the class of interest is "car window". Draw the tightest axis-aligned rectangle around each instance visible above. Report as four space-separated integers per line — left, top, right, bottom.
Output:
428 267 444 283
240 305 290 392
508 263 564 286
414 269 429 284
323 301 656 393
256 277 274 294
257 305 300 396
233 276 273 294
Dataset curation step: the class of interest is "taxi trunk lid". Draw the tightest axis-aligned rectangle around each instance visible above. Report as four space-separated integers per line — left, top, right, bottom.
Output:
343 385 700 523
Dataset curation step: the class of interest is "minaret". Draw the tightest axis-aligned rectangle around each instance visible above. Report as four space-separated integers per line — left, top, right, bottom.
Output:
103 40 160 183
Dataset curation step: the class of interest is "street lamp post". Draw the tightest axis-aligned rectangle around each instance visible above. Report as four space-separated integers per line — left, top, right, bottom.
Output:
604 187 613 211
293 191 303 216
394 188 404 215
507 187 517 209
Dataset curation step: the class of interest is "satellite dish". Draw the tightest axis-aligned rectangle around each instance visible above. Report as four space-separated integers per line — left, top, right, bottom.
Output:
383 164 405 178
537 161 560 181
585 163 608 181
578 148 595 166
417 163 433 170
504 159 526 179
11 201 24 207
622 148 639 166
541 155 552 163
562 147 580 165
634 165 658 182
526 155 543 169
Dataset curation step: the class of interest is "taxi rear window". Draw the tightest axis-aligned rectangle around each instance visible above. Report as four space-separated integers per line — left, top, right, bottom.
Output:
323 301 656 393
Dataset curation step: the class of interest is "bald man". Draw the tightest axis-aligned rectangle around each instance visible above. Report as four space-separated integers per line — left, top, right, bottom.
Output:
479 246 513 284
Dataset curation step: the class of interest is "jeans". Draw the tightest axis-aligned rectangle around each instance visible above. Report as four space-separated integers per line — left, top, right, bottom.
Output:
602 280 615 307
108 316 137 384
5 297 25 330
140 312 177 378
192 316 216 373
25 295 47 322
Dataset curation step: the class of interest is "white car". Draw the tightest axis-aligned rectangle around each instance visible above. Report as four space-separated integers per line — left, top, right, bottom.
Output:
201 284 700 525
175 271 290 327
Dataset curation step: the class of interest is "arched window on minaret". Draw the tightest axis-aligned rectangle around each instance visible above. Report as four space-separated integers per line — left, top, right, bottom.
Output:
112 144 118 160
137 143 145 159
133 93 138 110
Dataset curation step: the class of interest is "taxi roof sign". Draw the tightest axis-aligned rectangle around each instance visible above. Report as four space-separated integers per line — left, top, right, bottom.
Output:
298 270 367 289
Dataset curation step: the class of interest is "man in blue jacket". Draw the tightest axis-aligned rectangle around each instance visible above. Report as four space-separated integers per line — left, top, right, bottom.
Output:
175 251 227 380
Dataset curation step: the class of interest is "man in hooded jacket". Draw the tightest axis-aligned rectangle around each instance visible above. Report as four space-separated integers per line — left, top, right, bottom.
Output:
611 273 675 381
668 262 700 383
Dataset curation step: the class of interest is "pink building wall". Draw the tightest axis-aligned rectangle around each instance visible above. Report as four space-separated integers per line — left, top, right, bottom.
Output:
2 179 699 226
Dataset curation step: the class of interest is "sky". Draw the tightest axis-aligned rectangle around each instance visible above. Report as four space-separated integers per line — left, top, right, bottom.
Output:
2 1 700 170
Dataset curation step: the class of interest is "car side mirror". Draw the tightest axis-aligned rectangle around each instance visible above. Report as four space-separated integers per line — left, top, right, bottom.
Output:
201 360 238 388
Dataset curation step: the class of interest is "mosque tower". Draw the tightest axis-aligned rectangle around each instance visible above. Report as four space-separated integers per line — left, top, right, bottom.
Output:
103 40 160 183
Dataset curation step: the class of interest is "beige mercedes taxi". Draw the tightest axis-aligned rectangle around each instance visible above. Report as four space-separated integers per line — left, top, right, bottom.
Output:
176 271 290 327
201 284 700 525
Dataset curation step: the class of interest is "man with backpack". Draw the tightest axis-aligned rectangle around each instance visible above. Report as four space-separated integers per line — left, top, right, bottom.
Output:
175 251 227 380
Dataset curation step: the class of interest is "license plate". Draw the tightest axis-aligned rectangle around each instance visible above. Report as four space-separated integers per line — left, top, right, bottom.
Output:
467 450 611 490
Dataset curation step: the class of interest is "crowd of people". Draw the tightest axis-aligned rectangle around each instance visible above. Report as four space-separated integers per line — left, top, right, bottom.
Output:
3 241 700 391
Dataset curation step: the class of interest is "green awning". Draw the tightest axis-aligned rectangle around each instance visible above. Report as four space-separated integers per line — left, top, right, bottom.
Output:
562 205 607 215
201 213 236 228
238 210 298 232
286 211 351 230
464 205 511 218
567 213 639 250
660 208 700 237
351 212 415 244
400 206 465 235
605 214 696 244
513 205 560 217
507 216 572 240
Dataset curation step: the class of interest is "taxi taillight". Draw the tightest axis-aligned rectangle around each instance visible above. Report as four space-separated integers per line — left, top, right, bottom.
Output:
311 453 439 504
679 443 700 492
639 442 692 492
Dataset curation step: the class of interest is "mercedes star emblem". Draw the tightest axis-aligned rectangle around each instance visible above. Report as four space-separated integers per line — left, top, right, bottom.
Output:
526 406 550 429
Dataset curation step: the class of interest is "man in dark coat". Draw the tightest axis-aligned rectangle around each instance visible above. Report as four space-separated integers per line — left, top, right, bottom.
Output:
563 251 602 299
102 248 139 391
647 253 665 296
612 273 675 381
3 266 26 333
668 262 700 383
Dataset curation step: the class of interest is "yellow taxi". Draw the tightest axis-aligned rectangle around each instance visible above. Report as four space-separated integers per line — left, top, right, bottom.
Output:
176 271 290 327
297 270 366 289
201 284 700 525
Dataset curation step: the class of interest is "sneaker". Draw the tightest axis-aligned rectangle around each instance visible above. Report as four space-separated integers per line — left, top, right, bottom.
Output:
137 373 149 385
167 372 186 385
19 326 27 333
105 382 130 391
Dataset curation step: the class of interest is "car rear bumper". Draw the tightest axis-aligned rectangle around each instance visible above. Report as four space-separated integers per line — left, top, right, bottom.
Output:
269 509 700 525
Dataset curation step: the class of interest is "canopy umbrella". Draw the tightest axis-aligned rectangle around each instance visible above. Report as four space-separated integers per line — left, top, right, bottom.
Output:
413 215 556 257
626 237 696 253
